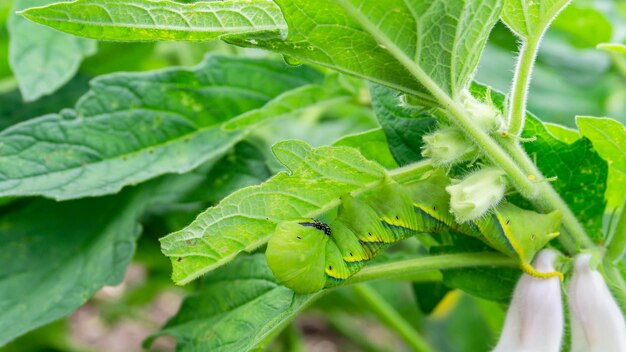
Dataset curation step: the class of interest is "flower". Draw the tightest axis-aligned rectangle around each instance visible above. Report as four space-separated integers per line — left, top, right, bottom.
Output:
492 249 564 352
568 253 626 352
445 167 506 222
421 127 478 166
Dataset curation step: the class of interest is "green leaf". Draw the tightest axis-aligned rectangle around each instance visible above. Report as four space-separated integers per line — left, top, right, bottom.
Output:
502 0 570 40
544 122 580 144
370 84 437 166
431 232 520 304
226 0 502 101
0 75 90 131
0 1 11 80
333 128 398 169
442 267 519 304
180 141 273 205
577 117 626 209
160 140 386 284
147 254 320 352
522 115 608 241
424 294 502 352
412 281 450 315
9 0 96 101
0 184 149 345
0 144 266 345
224 74 355 131
20 0 287 42
551 4 612 48
0 56 322 200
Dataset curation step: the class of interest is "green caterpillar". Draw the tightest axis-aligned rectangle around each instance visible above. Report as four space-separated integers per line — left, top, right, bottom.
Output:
265 170 562 294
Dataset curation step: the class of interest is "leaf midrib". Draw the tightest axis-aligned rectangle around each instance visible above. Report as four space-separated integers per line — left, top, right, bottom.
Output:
0 117 241 199
25 15 286 33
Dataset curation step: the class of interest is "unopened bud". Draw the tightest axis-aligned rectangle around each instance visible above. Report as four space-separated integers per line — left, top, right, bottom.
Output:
421 128 478 166
493 250 564 352
568 253 626 352
462 91 504 132
445 167 506 222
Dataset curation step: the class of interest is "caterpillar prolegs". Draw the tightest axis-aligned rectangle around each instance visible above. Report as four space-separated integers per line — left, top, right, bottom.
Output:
265 170 562 294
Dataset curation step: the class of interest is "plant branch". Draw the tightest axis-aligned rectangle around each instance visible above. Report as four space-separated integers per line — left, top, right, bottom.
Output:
337 0 537 198
507 38 540 136
338 253 517 286
337 0 593 250
351 284 434 352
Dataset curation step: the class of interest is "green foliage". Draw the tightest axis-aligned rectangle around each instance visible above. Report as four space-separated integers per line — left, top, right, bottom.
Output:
522 116 608 241
502 0 570 40
0 174 190 345
9 0 96 101
161 140 386 285
264 168 561 293
577 117 626 209
544 123 580 144
226 0 502 102
0 56 322 200
334 129 398 169
146 253 320 352
551 4 613 48
21 0 287 42
370 84 437 166
224 74 356 131
1 0 624 350
472 84 609 242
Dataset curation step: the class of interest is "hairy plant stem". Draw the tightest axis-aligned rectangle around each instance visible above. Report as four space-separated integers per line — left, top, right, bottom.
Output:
338 0 591 253
338 253 516 286
507 38 540 136
351 284 434 352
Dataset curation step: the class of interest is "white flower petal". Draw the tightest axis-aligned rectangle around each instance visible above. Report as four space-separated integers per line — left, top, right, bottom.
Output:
568 253 626 352
492 250 563 352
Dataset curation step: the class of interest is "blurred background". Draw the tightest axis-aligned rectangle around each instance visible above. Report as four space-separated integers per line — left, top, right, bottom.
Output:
0 0 624 351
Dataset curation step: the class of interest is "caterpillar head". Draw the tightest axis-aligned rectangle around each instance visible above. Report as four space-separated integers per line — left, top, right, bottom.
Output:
265 219 330 293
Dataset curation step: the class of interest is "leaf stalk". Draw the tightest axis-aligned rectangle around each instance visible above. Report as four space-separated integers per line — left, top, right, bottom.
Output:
339 253 517 286
507 38 540 136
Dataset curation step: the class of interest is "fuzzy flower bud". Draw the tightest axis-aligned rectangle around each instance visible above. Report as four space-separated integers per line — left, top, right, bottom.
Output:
493 250 564 352
445 167 506 222
568 253 626 352
421 127 478 166
462 91 504 132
